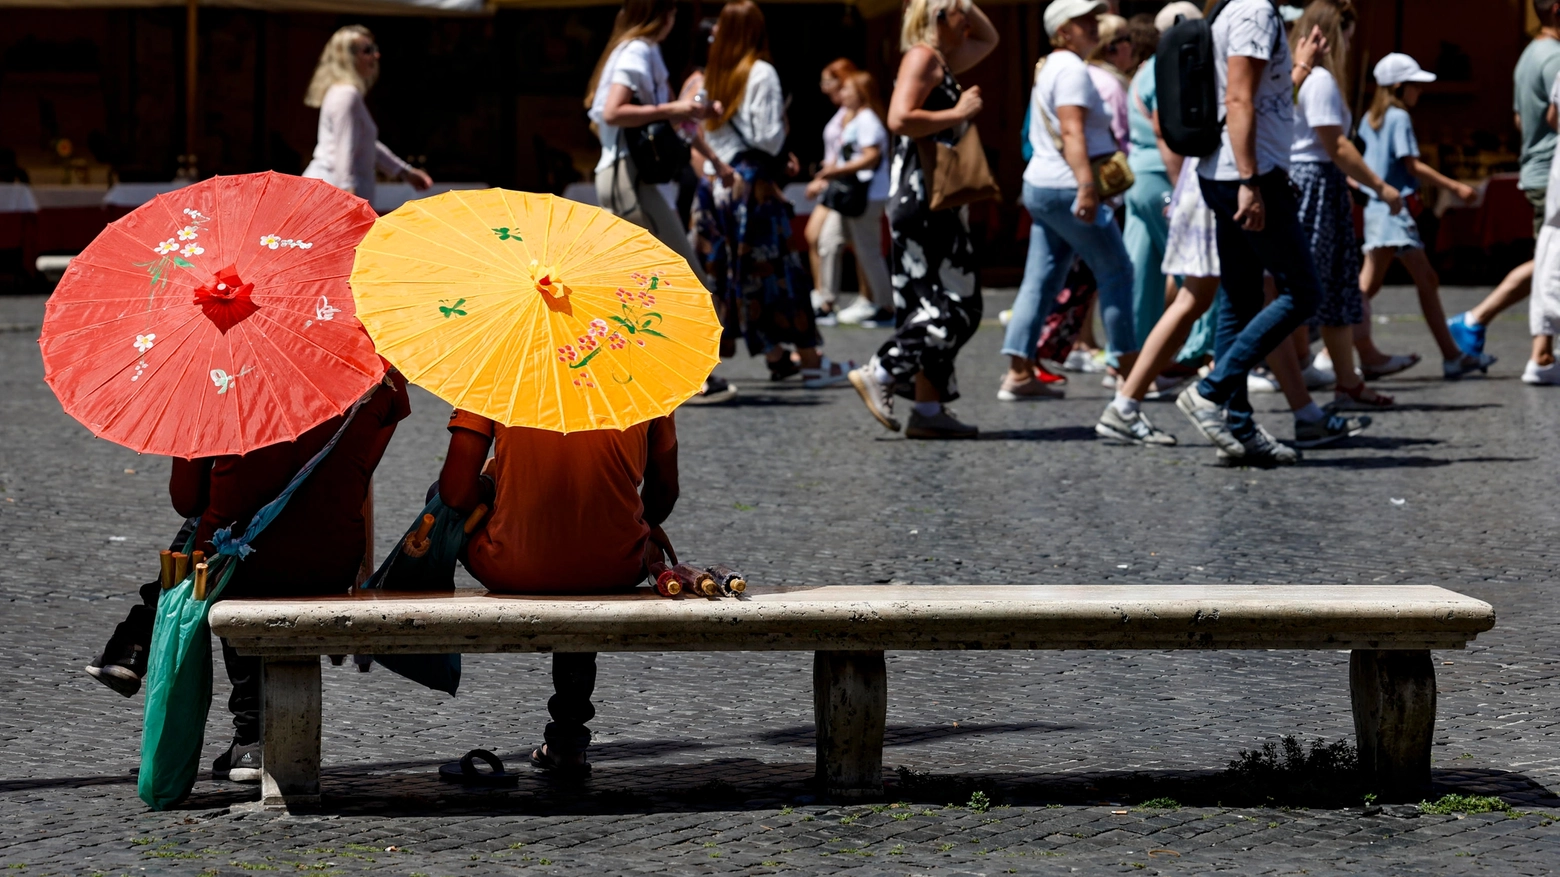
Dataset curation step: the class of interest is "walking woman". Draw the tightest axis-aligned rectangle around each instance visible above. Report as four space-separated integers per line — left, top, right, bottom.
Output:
807 70 895 328
804 58 857 323
847 0 997 439
693 0 849 388
1000 0 1137 403
303 25 431 204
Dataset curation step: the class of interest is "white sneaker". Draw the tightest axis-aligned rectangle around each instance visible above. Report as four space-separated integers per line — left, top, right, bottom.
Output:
836 297 879 325
998 308 1013 326
1063 348 1107 373
809 289 830 313
1522 359 1560 385
1246 367 1281 393
1302 350 1336 389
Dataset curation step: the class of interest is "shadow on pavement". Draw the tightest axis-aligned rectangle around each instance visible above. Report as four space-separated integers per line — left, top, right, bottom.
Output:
1303 455 1535 470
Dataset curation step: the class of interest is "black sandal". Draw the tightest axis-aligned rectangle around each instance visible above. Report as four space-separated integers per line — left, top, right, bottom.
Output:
530 744 591 777
768 357 800 382
438 748 519 788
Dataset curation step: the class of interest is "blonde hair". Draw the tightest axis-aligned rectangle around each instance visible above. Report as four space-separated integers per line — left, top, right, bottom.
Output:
305 25 374 108
1367 84 1407 131
584 0 676 109
1086 13 1126 60
901 0 972 52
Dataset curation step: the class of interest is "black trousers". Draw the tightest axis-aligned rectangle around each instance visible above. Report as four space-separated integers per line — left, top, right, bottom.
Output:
544 652 597 754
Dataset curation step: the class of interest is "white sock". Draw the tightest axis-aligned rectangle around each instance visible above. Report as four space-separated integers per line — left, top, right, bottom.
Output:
1463 312 1483 327
1295 402 1326 424
1111 393 1140 416
874 364 892 386
913 401 942 417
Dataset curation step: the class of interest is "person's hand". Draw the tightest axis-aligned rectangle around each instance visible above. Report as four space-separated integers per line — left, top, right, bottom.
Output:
1074 182 1099 225
661 99 701 123
1453 181 1477 202
954 85 984 121
642 536 667 572
786 152 801 178
805 177 828 199
716 162 738 192
403 167 432 191
1235 182 1265 231
1379 183 1404 216
1294 25 1327 73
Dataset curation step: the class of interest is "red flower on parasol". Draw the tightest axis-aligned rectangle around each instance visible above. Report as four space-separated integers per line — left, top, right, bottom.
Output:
39 172 385 458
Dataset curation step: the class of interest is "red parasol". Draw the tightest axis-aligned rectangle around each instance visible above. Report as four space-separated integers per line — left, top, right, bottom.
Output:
39 172 386 458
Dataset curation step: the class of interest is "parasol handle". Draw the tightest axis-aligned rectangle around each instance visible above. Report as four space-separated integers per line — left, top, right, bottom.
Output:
193 562 208 601
462 504 489 535
159 550 175 590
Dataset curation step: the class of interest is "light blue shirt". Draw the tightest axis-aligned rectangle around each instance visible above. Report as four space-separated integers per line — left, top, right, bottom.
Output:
1359 106 1419 200
1127 62 1164 175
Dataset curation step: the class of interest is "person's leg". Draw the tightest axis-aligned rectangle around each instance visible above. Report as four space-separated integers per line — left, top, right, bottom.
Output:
635 179 712 290
813 208 845 309
1119 276 1220 401
845 203 893 311
1469 261 1532 326
1354 247 1398 367
1124 172 1172 351
1191 181 1267 437
1054 199 1141 374
806 206 831 304
1002 185 1076 380
220 638 262 746
542 652 598 762
1394 247 1461 361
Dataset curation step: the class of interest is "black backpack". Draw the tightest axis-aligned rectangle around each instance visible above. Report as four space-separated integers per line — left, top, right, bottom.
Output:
1155 0 1279 157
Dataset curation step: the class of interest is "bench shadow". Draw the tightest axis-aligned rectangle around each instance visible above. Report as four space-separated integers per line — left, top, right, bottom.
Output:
978 427 1099 442
1302 455 1536 470
756 721 1076 748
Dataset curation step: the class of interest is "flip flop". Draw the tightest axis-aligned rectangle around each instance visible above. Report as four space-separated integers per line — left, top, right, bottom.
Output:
1361 353 1420 381
438 748 520 788
530 745 592 777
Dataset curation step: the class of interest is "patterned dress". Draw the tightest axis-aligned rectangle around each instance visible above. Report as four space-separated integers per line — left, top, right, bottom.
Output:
692 157 819 357
875 63 983 402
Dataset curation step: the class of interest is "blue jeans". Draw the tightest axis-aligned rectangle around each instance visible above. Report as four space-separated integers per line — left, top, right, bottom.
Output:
1002 182 1138 359
1196 172 1320 440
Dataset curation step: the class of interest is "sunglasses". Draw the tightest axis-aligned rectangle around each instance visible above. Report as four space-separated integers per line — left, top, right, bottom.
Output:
354 42 380 56
1109 36 1131 48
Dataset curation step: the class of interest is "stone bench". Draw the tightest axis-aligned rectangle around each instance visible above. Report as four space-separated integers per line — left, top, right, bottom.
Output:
208 584 1495 810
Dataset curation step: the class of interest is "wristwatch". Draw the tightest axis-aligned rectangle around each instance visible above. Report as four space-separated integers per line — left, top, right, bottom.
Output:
1238 176 1261 188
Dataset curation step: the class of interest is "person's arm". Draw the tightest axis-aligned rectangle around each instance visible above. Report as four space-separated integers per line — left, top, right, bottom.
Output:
744 65 788 155
438 427 494 513
1548 101 1558 131
1151 107 1183 184
601 83 701 127
888 46 981 139
1404 155 1475 201
1315 124 1400 214
1056 105 1099 223
1290 25 1326 87
1226 54 1267 231
169 458 214 519
641 421 679 527
688 130 737 187
944 3 999 75
817 145 882 179
374 142 432 191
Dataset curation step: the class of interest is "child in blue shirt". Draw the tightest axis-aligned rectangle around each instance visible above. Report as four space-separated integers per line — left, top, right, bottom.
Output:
1356 53 1493 380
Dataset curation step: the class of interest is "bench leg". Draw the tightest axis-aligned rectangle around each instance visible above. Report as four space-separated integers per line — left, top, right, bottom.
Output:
1350 649 1435 800
813 650 886 801
260 658 322 811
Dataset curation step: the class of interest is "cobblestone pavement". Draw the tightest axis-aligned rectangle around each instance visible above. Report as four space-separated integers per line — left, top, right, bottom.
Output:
1 287 1557 876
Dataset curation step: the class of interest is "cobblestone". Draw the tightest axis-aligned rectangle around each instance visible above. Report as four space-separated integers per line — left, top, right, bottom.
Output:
0 287 1557 875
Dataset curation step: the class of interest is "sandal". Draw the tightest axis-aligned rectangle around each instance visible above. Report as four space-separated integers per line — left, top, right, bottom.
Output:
1361 353 1420 381
801 356 855 389
1330 381 1394 411
530 744 591 777
767 357 801 382
439 748 520 788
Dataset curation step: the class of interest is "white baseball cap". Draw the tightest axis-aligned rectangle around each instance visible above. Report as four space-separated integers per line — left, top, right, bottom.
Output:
1373 52 1437 87
1044 0 1108 39
1153 1 1202 31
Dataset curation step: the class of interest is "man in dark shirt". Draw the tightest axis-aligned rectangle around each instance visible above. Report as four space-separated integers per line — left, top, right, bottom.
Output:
87 372 411 782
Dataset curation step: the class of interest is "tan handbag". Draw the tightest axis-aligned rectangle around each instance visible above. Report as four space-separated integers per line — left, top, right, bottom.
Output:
917 122 1001 212
1034 57 1136 200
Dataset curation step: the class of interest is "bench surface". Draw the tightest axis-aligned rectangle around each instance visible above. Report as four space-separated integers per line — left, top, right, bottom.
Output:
210 584 1495 656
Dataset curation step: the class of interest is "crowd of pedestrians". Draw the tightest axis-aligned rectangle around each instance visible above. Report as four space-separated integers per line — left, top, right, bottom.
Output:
582 0 1547 461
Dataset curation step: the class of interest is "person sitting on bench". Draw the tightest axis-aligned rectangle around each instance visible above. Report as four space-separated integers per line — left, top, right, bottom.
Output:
438 407 679 777
87 373 411 784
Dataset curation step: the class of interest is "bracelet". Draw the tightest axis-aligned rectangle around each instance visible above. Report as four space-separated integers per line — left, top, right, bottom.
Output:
1078 181 1097 189
1295 62 1313 72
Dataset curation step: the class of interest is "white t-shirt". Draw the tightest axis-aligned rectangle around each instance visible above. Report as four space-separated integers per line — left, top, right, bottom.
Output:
1290 67 1349 164
1199 0 1293 181
301 84 411 205
1024 50 1118 189
822 107 848 166
705 60 787 165
588 39 671 173
841 108 891 201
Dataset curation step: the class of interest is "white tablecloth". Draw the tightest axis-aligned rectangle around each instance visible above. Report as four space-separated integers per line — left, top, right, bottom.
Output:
30 185 110 209
0 183 39 213
104 181 190 208
372 182 488 214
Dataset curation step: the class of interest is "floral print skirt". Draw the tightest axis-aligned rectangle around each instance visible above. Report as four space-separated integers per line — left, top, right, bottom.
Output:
692 162 819 357
1292 161 1363 328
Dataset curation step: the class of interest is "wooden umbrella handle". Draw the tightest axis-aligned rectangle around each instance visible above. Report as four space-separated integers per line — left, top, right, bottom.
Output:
172 552 189 584
462 504 489 534
159 550 175 590
193 562 209 601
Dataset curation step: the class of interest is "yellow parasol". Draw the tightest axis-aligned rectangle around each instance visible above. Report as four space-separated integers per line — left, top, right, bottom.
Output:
349 189 721 432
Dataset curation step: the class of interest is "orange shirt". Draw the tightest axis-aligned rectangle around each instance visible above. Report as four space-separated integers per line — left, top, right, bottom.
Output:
448 410 677 594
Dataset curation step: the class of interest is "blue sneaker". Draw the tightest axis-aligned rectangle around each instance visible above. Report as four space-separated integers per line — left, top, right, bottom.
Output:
1447 312 1486 356
1444 352 1497 380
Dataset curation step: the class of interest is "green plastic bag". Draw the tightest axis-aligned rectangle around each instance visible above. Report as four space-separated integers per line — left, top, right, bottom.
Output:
136 553 235 810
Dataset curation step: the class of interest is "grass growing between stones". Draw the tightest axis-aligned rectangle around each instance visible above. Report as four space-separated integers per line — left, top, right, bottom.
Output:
1419 794 1512 815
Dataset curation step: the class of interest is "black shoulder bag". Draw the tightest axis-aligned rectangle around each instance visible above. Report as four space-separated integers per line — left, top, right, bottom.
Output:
621 97 691 185
819 143 870 217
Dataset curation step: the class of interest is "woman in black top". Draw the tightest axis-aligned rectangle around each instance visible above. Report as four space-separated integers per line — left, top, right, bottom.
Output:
847 0 997 439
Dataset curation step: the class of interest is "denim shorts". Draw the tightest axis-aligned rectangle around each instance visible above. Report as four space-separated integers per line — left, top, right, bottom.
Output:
1362 199 1423 253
